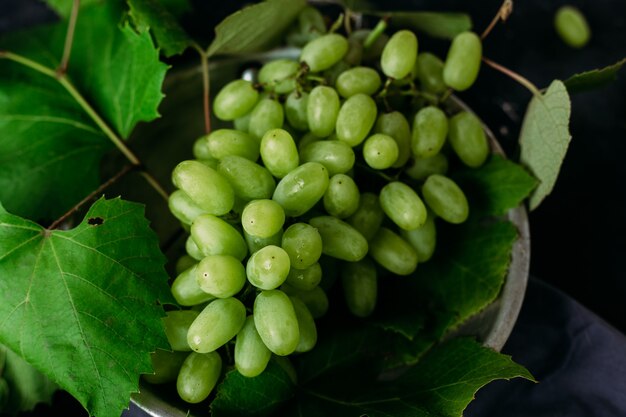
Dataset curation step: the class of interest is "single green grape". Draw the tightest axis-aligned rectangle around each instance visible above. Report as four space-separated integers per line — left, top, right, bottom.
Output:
422 174 469 224
554 6 591 48
235 316 272 378
280 283 329 319
187 298 247 353
285 262 322 291
336 94 378 147
309 216 368 262
341 257 377 317
272 162 330 217
381 30 418 79
172 160 234 216
300 33 349 72
258 59 299 94
190 214 248 261
415 52 447 94
196 255 247 298
241 199 285 239
443 31 482 91
374 111 412 168
323 174 360 219
168 189 208 227
206 129 259 161
307 86 340 138
299 140 355 176
281 223 323 270
218 155 276 201
405 153 449 181
185 235 204 260
448 111 489 168
234 112 252 132
175 254 197 275
253 290 300 356
369 227 419 275
260 128 300 178
285 91 310 131
411 106 449 158
335 66 382 98
298 6 326 38
401 209 437 262
346 192 384 241
244 228 283 255
248 98 285 140
289 296 317 353
162 310 199 351
213 79 259 121
171 265 216 307
176 352 222 403
246 245 291 290
362 133 399 170
379 182 427 231
192 135 212 161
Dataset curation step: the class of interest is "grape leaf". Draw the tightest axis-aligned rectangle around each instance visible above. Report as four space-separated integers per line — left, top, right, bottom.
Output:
0 197 173 417
519 80 572 210
207 0 307 56
289 338 533 417
363 11 472 39
211 359 296 417
44 0 102 18
127 0 192 57
563 58 626 94
452 155 538 216
157 0 191 18
0 344 57 414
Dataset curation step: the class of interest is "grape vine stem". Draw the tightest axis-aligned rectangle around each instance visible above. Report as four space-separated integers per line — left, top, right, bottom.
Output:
58 0 80 74
481 0 514 40
482 57 541 96
194 43 211 134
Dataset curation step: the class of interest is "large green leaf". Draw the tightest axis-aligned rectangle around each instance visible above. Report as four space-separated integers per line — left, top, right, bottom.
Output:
0 198 173 417
564 58 626 93
519 80 572 210
289 338 533 417
44 0 102 18
207 0 307 56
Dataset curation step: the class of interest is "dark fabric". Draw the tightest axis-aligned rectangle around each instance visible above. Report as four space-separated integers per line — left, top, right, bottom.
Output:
466 278 626 417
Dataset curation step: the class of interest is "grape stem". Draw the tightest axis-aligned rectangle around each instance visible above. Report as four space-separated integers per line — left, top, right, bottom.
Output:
481 0 514 40
482 57 541 96
47 164 135 230
194 43 212 134
58 0 80 75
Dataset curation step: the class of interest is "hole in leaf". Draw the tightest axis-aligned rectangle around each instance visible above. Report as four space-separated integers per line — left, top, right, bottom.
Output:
88 217 104 226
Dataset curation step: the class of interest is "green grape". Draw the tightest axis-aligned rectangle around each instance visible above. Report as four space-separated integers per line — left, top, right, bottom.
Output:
369 227 418 275
323 174 360 218
381 30 418 79
244 228 283 254
253 290 300 356
196 255 247 298
300 33 349 72
218 155 276 201
299 140 355 176
162 310 199 351
206 129 259 161
187 298 247 353
374 111 412 168
323 60 351 87
241 199 285 238
335 66 382 98
448 111 489 168
411 106 449 158
336 93 377 147
260 128 300 178
405 153 449 181
298 6 326 40
143 349 188 385
280 283 329 318
234 111 252 133
172 160 234 216
379 181 427 230
309 216 368 262
281 222 323 269
213 79 259 121
297 131 323 152
235 316 272 378
168 189 208 227
176 352 222 403
443 31 482 91
363 133 399 170
246 245 291 290
341 257 377 317
289 296 317 353
192 135 212 160
346 192 384 241
554 6 591 48
171 263 217 306
185 235 204 260
258 59 299 94
191 214 248 261
285 262 322 291
272 162 329 217
344 34 364 66
175 254 197 275
285 91 310 131
350 29 389 62
422 174 469 224
307 86 340 138
401 210 437 262
248 98 285 140
415 52 447 94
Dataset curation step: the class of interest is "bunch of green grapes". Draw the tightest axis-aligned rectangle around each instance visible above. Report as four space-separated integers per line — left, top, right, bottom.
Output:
146 5 489 405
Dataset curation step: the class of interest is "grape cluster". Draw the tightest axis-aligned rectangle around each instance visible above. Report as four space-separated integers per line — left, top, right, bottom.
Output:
148 6 489 405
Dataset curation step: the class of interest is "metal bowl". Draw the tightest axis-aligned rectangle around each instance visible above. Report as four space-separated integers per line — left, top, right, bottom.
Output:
127 48 530 417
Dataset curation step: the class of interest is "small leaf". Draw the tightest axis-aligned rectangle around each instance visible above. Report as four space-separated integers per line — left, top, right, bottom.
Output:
519 80 572 210
0 198 173 417
127 0 192 57
366 11 472 39
452 155 538 216
207 0 307 56
211 359 295 417
290 338 533 417
563 58 626 93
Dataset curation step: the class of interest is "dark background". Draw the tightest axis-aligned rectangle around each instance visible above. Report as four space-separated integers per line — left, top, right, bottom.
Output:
1 0 625 415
